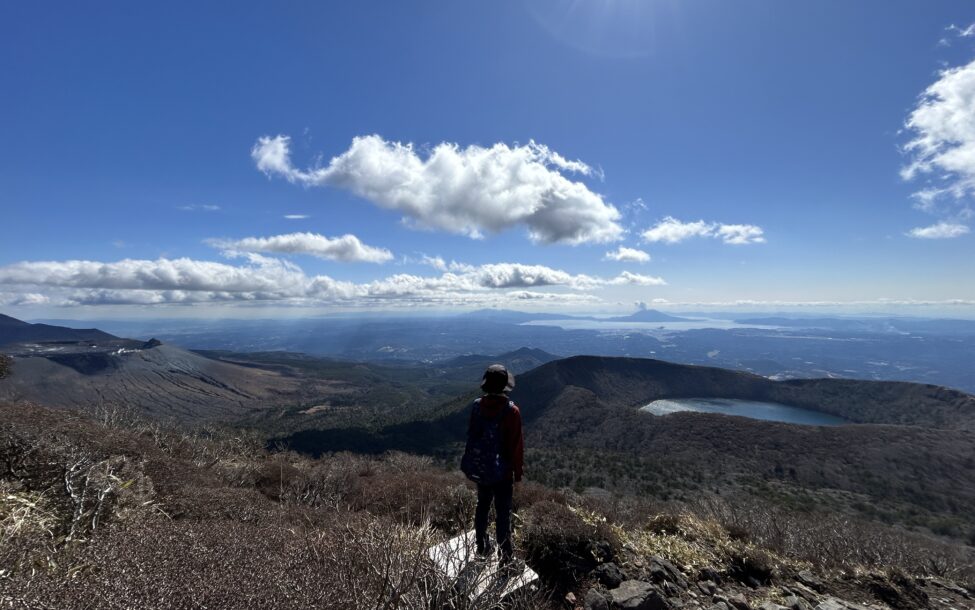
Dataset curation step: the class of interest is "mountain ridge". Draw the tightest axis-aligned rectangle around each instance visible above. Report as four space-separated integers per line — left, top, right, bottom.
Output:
0 313 118 345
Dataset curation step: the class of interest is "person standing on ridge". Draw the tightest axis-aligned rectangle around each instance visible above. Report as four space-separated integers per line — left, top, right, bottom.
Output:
461 364 524 569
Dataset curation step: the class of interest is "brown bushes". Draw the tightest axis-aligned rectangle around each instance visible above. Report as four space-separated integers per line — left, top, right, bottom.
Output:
520 500 620 589
273 451 476 533
726 546 776 585
693 494 975 583
5 400 975 608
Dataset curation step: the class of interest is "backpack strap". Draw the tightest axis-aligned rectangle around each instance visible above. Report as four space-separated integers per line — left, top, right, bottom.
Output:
475 396 512 422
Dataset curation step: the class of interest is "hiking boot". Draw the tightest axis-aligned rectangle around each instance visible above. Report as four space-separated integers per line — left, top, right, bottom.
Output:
475 537 495 560
498 555 525 577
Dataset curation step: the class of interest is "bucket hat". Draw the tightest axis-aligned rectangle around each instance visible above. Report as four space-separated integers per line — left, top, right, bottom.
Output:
480 364 515 394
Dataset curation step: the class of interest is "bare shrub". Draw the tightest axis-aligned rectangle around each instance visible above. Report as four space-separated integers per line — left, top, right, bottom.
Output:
83 402 265 465
0 354 12 379
281 452 476 533
0 479 58 576
278 451 365 509
726 545 776 585
309 515 548 610
692 494 975 581
521 501 620 589
513 480 567 512
308 516 440 609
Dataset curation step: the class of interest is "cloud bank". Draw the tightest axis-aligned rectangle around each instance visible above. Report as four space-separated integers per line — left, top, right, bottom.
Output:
0 256 663 308
252 135 624 244
641 217 766 245
207 232 393 263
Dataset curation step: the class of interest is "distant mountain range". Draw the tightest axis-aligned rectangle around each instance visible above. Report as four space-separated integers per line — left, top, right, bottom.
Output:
0 314 337 420
440 346 561 375
0 313 117 345
31 310 974 392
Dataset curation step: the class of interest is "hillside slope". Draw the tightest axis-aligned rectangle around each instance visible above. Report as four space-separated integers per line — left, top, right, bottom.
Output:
509 356 975 430
279 355 975 541
2 402 972 609
0 313 117 345
0 342 339 420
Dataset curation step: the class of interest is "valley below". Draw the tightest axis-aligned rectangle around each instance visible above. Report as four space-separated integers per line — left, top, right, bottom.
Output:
2 313 975 609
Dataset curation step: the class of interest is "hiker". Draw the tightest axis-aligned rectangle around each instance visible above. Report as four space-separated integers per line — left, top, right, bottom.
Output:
461 364 524 569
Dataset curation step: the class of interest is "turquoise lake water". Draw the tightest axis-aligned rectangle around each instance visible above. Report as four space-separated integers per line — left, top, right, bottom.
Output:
640 398 849 426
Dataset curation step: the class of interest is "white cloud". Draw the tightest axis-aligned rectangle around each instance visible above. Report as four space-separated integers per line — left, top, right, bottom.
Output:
715 224 766 245
604 246 651 263
0 256 317 296
207 232 393 264
640 217 714 244
634 300 669 310
416 255 475 273
177 204 221 212
947 23 975 38
283 214 310 220
641 217 765 245
251 134 623 244
607 271 666 286
0 257 664 308
907 222 971 239
0 292 50 306
902 58 975 223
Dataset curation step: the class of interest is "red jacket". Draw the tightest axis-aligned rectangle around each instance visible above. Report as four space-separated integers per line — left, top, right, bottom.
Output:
468 394 524 482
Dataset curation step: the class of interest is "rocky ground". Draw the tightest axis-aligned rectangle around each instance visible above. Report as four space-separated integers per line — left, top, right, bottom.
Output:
564 522 974 610
576 559 973 610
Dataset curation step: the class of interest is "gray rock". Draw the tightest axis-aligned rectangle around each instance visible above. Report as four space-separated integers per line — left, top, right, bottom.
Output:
586 588 611 610
783 595 810 610
796 571 825 593
727 593 750 610
610 580 671 610
788 583 820 603
649 556 689 589
813 598 871 610
933 580 973 599
708 604 730 610
756 603 786 610
698 581 717 596
595 562 626 588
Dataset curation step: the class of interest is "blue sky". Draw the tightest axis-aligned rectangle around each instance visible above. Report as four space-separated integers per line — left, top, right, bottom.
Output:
2 1 974 318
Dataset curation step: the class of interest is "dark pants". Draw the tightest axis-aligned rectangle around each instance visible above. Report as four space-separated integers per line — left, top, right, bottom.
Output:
474 480 513 560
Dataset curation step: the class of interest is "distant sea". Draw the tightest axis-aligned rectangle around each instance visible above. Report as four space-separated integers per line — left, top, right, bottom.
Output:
520 318 782 332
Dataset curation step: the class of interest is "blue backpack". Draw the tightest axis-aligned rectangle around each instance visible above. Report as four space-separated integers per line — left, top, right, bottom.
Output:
461 398 512 485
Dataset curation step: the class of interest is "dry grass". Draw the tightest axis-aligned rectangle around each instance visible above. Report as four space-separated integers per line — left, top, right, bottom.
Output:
691 493 975 582
3 400 973 608
0 402 551 608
